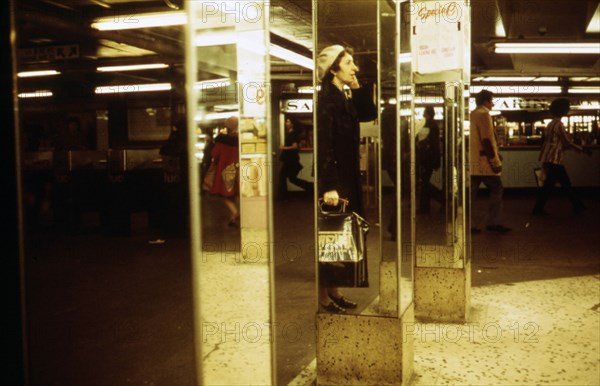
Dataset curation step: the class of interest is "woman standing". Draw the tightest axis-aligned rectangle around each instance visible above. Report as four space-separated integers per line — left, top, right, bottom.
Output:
316 45 377 313
532 98 591 215
210 116 240 227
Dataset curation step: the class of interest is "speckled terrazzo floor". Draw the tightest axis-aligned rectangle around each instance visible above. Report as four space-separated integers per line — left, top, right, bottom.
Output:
289 274 600 386
22 190 599 385
288 190 600 385
412 274 600 385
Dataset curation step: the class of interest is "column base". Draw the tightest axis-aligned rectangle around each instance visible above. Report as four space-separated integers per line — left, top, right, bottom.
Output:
316 303 414 385
414 260 471 323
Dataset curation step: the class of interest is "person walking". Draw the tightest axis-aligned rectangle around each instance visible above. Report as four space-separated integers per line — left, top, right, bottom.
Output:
316 44 377 313
416 106 443 214
210 116 240 227
532 98 591 215
278 117 313 200
469 90 511 234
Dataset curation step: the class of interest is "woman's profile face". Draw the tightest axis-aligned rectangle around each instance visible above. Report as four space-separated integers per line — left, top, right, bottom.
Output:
285 118 293 131
332 53 358 85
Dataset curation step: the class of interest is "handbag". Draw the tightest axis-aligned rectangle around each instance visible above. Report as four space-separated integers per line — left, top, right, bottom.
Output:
317 199 369 288
222 162 238 192
202 162 217 191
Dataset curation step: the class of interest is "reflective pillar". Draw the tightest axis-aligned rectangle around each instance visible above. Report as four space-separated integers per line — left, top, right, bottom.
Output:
185 2 275 384
314 1 414 384
411 0 471 323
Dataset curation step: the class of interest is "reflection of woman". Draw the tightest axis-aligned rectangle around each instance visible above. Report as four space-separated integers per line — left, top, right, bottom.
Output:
210 116 240 227
416 106 442 214
316 45 377 313
278 117 313 200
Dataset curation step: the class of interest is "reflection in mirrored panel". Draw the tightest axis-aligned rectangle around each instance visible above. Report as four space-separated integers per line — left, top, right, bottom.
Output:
398 0 415 315
379 0 399 316
272 40 318 386
187 2 274 384
378 0 415 317
414 82 465 269
315 1 381 316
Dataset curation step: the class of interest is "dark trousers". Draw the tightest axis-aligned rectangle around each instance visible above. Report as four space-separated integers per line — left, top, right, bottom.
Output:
278 167 313 199
533 163 584 213
471 175 504 227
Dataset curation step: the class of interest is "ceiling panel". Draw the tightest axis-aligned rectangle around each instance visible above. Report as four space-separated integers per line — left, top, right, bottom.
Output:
14 0 600 88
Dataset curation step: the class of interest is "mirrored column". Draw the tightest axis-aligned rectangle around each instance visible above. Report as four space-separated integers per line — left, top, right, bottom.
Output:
411 0 471 323
314 1 414 384
186 2 274 384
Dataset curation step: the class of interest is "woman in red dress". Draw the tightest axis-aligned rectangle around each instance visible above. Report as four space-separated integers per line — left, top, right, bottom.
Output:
210 116 240 227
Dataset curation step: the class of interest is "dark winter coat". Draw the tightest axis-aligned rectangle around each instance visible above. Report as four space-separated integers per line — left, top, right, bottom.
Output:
317 82 377 215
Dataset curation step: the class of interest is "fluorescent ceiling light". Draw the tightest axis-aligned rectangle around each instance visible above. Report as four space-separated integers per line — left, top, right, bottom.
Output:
495 42 600 54
270 44 313 70
568 87 600 94
472 76 559 82
480 76 535 82
91 11 186 31
569 76 600 82
96 63 169 72
534 77 559 82
470 85 561 94
586 5 600 33
95 83 172 94
18 70 60 78
18 90 53 98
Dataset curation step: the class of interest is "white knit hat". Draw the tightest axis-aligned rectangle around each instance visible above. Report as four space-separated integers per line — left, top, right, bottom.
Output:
316 45 345 81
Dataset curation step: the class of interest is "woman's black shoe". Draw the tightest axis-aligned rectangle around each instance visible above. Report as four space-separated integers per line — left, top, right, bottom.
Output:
320 301 346 314
330 296 357 309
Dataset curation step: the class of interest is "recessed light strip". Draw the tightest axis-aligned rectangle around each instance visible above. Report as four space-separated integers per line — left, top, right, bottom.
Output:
97 63 169 72
91 11 186 31
568 87 600 94
18 70 60 78
495 42 600 54
95 83 172 94
470 85 562 94
18 90 53 98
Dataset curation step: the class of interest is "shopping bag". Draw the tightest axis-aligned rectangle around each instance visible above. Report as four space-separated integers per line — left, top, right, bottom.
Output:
317 199 369 288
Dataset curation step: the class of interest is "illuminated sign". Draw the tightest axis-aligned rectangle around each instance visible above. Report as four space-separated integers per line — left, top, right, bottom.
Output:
469 98 550 111
282 99 313 113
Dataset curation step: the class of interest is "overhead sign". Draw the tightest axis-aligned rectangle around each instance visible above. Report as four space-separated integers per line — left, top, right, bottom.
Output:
468 98 549 111
282 99 313 113
18 44 80 62
412 1 467 74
